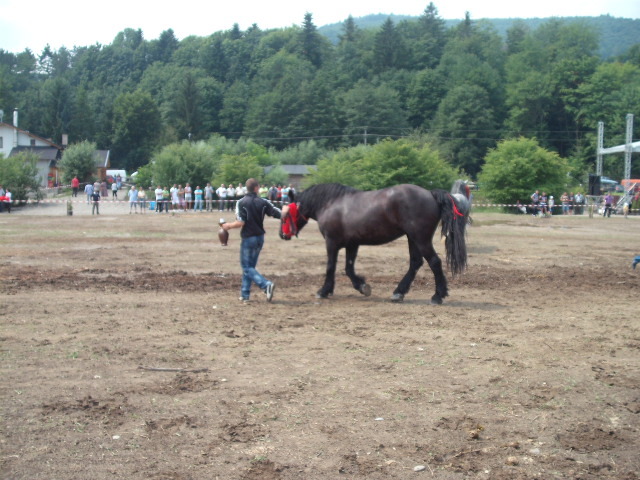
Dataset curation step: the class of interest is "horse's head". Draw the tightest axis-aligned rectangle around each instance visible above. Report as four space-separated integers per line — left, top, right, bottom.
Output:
279 202 308 240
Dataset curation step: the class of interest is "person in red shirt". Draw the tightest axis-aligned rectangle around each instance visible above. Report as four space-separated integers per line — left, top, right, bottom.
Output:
71 177 80 197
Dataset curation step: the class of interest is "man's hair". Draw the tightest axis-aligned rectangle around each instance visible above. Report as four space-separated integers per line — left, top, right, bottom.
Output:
246 178 259 192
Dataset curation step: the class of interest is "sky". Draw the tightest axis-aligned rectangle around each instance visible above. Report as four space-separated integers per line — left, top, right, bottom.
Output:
1 0 638 54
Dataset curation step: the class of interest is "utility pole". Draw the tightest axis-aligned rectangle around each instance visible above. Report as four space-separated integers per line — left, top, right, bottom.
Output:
596 121 604 176
624 113 633 181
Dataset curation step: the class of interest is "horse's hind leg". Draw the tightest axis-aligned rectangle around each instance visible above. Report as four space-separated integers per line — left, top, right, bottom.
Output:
345 245 371 296
391 238 424 302
422 244 448 305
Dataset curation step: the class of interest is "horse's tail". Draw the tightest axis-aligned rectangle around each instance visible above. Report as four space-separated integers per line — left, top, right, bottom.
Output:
432 189 468 276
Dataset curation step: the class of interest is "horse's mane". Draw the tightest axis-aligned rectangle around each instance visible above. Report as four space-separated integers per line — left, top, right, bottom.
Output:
298 183 359 218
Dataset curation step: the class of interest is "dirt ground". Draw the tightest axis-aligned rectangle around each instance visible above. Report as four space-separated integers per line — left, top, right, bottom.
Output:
1 200 639 479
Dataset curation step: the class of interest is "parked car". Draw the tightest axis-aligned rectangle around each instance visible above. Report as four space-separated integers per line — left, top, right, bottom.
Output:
600 176 620 192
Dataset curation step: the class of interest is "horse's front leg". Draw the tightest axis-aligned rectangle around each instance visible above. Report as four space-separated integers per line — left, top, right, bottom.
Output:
345 245 371 296
391 238 424 302
317 243 339 298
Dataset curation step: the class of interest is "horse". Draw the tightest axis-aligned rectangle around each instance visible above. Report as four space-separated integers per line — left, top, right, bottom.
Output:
280 180 470 304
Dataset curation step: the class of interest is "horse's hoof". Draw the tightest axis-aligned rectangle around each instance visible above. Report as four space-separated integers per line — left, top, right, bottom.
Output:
391 293 404 303
316 291 332 299
359 283 372 297
430 296 443 305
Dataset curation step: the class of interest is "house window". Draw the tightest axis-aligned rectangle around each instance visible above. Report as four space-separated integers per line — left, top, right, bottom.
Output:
30 139 36 146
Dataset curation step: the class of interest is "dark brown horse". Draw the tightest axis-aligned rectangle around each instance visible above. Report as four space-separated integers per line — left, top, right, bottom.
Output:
281 181 470 304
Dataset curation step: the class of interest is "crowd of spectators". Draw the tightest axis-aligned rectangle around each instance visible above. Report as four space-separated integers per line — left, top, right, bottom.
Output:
82 180 297 215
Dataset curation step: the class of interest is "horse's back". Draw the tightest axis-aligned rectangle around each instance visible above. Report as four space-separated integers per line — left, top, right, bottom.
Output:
317 184 440 246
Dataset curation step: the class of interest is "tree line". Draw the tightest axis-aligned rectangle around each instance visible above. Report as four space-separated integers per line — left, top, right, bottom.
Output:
1 3 639 195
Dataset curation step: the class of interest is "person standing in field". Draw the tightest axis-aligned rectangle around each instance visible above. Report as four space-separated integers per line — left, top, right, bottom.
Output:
84 183 93 204
222 179 288 304
91 189 100 215
128 185 139 213
155 185 164 212
205 183 214 211
194 185 203 212
184 183 193 210
216 184 227 211
138 187 146 213
71 176 80 197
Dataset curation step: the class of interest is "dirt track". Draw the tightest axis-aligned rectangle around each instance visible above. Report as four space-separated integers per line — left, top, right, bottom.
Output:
1 206 639 479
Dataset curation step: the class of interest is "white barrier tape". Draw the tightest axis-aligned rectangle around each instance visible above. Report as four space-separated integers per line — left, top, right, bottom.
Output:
13 199 639 209
15 199 245 205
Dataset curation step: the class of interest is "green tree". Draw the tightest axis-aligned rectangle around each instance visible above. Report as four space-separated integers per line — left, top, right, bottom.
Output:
335 16 369 85
264 165 289 186
68 87 95 142
506 21 529 55
298 12 325 68
132 163 154 189
357 138 458 190
305 139 458 191
504 19 599 156
244 52 315 148
340 80 409 146
437 17 506 112
304 146 367 187
151 29 179 63
373 18 407 71
407 68 446 128
411 2 448 69
219 81 250 135
40 77 72 143
111 90 162 172
58 141 98 183
430 84 497 177
151 141 217 188
478 137 569 204
215 153 263 186
172 71 201 139
0 152 41 201
270 140 328 165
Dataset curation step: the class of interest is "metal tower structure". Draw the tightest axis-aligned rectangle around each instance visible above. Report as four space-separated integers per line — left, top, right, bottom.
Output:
596 113 639 180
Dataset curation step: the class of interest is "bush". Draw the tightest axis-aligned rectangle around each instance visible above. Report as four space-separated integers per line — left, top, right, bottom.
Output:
0 152 41 201
478 137 569 205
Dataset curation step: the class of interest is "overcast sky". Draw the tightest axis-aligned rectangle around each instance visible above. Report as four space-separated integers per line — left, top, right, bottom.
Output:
1 0 638 54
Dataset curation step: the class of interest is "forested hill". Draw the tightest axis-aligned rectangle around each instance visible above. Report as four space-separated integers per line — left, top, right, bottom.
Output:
3 9 640 181
319 14 640 58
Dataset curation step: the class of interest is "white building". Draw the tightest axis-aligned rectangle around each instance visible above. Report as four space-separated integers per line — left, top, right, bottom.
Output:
0 109 63 187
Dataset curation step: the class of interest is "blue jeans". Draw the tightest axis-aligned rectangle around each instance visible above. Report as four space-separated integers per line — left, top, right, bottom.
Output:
240 234 269 299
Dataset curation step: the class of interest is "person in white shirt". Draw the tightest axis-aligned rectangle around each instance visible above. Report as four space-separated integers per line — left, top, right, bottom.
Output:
154 186 164 212
128 185 139 213
226 184 236 211
184 183 193 210
216 184 227 211
170 184 179 211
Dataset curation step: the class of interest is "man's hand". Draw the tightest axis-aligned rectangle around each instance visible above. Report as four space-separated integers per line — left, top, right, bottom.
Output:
223 220 243 231
281 205 290 217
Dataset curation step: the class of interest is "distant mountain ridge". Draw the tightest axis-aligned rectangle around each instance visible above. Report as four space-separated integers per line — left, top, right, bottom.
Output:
318 14 640 59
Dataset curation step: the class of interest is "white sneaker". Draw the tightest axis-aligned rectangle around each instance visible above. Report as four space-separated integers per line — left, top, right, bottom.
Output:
265 282 275 302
